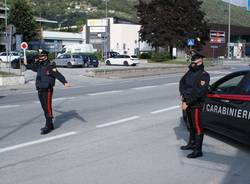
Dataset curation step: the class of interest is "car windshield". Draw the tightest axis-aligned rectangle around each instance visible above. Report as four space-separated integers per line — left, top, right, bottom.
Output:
89 55 97 60
73 55 81 59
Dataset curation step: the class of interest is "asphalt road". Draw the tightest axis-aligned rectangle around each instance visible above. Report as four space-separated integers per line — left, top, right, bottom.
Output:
0 64 250 184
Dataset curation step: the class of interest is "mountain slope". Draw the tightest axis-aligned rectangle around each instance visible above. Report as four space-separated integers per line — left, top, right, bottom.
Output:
19 0 250 28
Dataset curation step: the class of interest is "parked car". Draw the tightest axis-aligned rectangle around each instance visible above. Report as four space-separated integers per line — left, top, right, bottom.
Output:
11 50 38 69
79 54 99 68
183 70 250 145
0 51 21 62
51 53 83 68
105 55 139 66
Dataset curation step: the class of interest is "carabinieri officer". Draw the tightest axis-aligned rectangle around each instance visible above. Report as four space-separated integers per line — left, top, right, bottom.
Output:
179 53 210 158
24 50 71 135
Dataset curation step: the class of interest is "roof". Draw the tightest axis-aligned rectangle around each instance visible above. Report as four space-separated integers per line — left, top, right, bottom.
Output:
42 31 83 41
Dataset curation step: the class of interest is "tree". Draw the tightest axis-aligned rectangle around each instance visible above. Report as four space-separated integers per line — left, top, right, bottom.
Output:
8 0 38 42
136 0 209 51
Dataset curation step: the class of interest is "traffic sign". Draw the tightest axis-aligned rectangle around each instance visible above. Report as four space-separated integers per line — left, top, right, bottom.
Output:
210 30 225 44
248 0 250 11
211 45 219 49
187 39 195 46
21 42 28 50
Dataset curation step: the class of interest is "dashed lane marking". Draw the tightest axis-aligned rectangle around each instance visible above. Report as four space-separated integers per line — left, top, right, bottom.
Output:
0 132 77 154
0 105 21 109
88 90 123 96
132 86 157 90
96 116 140 128
150 105 180 114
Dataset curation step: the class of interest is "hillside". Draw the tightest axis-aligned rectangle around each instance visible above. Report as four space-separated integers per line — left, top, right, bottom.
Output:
202 0 250 27
8 0 250 28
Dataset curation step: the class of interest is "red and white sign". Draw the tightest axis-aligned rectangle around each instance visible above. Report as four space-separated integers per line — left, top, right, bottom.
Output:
21 42 28 50
210 30 225 44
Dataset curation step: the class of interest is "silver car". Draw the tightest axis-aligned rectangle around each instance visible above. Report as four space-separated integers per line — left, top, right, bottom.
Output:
51 53 83 68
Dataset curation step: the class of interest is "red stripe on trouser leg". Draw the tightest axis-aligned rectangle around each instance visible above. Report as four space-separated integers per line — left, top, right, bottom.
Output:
47 90 52 117
195 108 201 135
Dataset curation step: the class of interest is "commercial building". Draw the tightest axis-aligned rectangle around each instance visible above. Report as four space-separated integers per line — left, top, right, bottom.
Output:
201 23 250 58
30 31 85 52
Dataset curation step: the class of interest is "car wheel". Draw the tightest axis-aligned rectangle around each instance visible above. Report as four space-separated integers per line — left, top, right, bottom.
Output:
94 65 98 68
82 62 88 68
123 61 129 66
11 62 19 69
52 62 56 66
67 62 73 68
106 60 111 65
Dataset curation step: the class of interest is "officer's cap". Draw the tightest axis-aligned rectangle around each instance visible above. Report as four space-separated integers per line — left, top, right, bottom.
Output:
191 53 205 61
38 50 49 57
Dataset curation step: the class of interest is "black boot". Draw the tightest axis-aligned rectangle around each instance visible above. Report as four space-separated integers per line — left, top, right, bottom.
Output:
180 141 195 150
187 134 204 158
40 118 54 135
180 131 196 150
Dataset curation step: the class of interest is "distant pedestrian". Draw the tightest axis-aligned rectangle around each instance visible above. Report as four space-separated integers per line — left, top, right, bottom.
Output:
179 53 210 158
24 50 71 135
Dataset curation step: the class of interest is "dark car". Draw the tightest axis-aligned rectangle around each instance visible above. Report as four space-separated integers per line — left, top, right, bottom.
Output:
183 70 250 145
11 51 38 69
80 54 99 68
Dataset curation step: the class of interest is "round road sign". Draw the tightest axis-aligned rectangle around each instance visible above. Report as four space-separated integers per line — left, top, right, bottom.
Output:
21 42 28 50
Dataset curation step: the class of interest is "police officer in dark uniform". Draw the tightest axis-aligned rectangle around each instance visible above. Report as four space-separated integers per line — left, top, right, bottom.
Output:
179 53 210 158
24 50 71 135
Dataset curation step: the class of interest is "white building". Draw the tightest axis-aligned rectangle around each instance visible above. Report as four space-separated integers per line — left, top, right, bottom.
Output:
109 17 141 55
86 17 152 56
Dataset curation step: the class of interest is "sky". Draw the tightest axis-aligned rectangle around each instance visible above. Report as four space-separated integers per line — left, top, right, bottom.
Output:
222 0 246 7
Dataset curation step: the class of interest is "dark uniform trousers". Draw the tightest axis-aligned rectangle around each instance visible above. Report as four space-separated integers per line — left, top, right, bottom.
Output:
186 106 204 152
38 88 54 129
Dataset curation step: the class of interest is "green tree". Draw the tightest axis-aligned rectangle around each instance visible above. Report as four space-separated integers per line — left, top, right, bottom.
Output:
8 0 38 42
136 0 209 51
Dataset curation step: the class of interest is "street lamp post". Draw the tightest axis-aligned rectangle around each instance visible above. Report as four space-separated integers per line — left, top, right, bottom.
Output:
227 0 231 59
5 0 9 65
105 0 108 60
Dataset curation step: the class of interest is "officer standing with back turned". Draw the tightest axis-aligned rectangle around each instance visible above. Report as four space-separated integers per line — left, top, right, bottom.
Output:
179 53 210 158
24 50 71 135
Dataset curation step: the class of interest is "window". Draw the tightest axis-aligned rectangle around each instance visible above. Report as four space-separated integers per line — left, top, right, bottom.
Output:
73 55 81 59
214 75 245 94
238 74 250 95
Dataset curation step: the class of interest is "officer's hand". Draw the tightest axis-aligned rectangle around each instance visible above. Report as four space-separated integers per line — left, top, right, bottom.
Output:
182 102 188 110
64 83 72 88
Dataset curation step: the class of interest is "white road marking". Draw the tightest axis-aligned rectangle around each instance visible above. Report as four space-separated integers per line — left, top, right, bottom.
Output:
163 82 178 86
150 105 180 114
88 90 123 96
34 97 76 103
132 86 157 90
53 97 76 102
0 132 77 154
95 83 112 86
211 76 224 80
0 105 21 109
96 116 140 128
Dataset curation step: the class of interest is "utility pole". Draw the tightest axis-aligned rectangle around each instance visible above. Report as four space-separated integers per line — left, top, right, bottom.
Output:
5 0 9 65
227 0 231 59
105 0 108 60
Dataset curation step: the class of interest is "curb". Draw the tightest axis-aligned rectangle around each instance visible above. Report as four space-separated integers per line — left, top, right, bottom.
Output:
85 65 229 79
0 75 25 86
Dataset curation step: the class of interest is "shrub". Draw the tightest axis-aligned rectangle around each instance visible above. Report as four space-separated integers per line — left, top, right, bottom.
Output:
139 52 152 59
151 52 171 62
